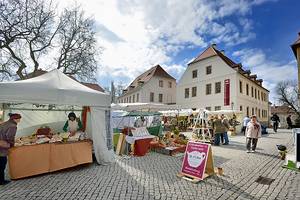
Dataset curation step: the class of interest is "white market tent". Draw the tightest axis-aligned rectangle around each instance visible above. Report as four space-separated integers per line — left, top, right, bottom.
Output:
0 69 114 165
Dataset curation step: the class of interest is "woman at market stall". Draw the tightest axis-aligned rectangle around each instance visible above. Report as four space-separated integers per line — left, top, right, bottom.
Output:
0 113 21 185
63 112 83 135
245 115 261 153
212 115 229 145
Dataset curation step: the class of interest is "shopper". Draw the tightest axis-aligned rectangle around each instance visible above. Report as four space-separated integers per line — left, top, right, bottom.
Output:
245 115 261 153
212 115 229 145
0 113 22 185
271 113 280 133
220 114 230 145
286 115 293 129
241 115 250 135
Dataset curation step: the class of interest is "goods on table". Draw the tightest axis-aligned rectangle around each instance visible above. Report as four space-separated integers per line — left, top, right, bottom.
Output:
14 127 88 146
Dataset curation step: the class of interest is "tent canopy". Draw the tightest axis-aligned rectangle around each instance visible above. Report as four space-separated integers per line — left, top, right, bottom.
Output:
0 69 114 165
0 69 110 107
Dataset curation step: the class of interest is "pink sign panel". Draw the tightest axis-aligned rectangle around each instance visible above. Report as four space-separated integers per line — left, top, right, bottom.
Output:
181 141 210 180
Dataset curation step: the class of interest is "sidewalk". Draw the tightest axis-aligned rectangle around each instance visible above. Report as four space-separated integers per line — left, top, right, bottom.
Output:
0 129 299 200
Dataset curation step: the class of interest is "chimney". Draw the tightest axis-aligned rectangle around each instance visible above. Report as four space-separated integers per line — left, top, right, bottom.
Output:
220 50 225 55
211 43 217 48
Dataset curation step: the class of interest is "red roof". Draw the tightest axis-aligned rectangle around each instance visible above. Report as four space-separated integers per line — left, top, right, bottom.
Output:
120 64 175 96
189 44 269 92
271 105 295 114
291 32 300 58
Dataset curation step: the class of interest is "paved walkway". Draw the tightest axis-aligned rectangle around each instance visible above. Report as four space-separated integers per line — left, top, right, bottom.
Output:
0 129 299 200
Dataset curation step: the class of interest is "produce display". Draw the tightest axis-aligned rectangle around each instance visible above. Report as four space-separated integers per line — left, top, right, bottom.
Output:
15 127 88 147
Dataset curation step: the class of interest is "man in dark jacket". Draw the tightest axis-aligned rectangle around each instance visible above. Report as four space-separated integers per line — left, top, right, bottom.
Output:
286 115 293 129
271 113 280 133
0 113 21 185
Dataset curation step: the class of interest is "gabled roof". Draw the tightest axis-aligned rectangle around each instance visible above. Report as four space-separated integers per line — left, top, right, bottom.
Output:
291 32 300 58
120 65 175 97
188 44 269 92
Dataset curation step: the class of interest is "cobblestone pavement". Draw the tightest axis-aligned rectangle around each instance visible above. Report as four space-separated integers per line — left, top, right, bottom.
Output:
0 129 299 200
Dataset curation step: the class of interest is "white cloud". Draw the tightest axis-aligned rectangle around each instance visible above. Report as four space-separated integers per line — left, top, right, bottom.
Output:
233 48 297 103
56 0 276 87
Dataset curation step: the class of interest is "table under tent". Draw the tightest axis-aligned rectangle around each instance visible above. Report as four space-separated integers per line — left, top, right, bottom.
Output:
0 69 114 179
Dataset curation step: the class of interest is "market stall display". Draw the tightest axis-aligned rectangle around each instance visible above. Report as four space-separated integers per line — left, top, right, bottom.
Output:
0 69 114 180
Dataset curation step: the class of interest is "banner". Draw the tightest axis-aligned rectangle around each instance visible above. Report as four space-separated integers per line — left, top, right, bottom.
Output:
224 79 230 106
181 141 210 180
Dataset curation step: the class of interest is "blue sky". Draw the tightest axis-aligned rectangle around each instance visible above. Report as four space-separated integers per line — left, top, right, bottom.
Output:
59 0 300 103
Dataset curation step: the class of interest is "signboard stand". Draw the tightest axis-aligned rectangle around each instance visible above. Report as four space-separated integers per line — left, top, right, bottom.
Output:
177 141 214 183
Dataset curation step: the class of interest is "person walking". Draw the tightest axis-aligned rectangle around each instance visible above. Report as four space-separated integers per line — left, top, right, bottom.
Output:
241 115 250 135
0 113 22 185
286 115 293 129
271 113 280 133
245 115 261 153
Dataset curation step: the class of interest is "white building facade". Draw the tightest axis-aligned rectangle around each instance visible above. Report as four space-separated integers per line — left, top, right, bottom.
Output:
177 45 269 123
118 65 176 104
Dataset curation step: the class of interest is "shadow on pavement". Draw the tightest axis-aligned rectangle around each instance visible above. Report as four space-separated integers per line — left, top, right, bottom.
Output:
209 175 260 200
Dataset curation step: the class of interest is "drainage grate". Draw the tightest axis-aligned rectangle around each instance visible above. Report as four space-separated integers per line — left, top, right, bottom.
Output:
255 176 275 185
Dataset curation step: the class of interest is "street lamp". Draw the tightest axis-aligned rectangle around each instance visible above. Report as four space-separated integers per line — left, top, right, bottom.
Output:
231 102 234 111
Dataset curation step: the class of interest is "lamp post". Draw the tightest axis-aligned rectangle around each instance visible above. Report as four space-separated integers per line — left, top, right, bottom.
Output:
231 102 234 111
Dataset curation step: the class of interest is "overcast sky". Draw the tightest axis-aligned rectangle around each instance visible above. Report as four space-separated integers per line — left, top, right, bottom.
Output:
58 0 300 103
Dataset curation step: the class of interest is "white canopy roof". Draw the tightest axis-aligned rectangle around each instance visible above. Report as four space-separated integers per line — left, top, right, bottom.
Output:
111 103 183 112
0 69 110 107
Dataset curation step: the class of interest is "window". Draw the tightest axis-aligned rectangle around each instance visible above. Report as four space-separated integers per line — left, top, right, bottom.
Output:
252 108 254 115
206 84 212 95
255 88 257 99
150 92 154 102
205 107 211 111
185 88 189 98
240 106 243 111
168 81 172 88
159 94 163 103
192 70 198 78
246 84 249 95
251 87 254 97
206 66 212 74
136 93 139 102
247 107 249 116
159 80 163 87
129 96 131 103
192 87 197 97
239 81 243 93
215 106 221 111
255 108 258 115
215 82 221 94
133 95 135 103
258 109 261 118
258 90 260 100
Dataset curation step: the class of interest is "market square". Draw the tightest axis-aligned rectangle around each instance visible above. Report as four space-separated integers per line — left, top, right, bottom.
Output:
1 0 300 200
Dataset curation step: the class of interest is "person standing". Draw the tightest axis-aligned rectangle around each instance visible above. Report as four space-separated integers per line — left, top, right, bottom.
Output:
221 114 230 145
0 113 22 185
271 113 280 133
286 115 293 129
63 112 83 135
241 115 250 135
245 115 261 153
212 115 229 145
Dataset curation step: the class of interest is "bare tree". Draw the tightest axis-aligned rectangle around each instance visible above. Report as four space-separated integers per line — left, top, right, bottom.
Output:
0 0 99 81
276 80 300 119
56 6 99 82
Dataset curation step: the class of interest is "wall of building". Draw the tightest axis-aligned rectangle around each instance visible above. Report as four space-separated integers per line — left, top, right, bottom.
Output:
118 76 176 104
236 74 269 124
176 56 237 110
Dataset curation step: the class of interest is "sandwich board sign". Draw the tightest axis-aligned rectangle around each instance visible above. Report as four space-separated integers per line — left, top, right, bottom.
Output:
178 141 214 183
